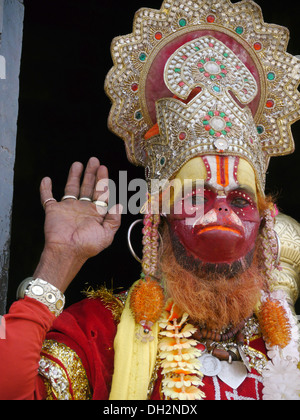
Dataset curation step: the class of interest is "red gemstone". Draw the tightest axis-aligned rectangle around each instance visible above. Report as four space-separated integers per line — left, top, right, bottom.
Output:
155 32 162 40
266 99 275 108
254 42 262 51
197 343 206 351
207 15 215 23
131 83 139 92
179 132 187 141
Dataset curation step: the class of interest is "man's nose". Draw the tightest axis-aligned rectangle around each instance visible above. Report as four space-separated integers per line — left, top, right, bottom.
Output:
217 202 229 213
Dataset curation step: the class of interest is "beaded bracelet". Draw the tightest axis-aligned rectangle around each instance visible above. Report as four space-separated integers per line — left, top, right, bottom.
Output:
17 277 65 317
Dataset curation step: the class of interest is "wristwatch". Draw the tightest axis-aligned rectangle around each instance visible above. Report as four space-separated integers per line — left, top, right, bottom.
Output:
16 277 65 317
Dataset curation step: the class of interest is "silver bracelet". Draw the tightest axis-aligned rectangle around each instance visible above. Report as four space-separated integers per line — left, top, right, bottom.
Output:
17 277 65 317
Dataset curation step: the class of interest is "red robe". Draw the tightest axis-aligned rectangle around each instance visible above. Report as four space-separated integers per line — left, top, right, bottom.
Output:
0 296 266 400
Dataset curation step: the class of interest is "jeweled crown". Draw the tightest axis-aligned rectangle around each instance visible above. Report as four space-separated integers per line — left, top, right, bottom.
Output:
105 0 300 193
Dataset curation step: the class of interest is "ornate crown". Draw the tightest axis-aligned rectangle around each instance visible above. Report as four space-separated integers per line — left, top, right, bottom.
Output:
105 0 300 194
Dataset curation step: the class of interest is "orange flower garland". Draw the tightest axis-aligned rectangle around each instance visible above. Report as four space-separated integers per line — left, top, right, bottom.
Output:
258 295 291 349
158 300 205 400
130 276 165 328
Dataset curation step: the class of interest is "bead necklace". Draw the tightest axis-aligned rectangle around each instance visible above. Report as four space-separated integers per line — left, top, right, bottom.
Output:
193 316 267 374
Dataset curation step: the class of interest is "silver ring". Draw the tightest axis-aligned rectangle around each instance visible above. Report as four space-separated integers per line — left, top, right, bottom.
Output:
43 198 57 209
79 197 92 202
93 200 108 208
62 195 78 201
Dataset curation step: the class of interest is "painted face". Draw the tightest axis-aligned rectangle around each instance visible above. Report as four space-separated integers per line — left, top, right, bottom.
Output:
166 156 261 266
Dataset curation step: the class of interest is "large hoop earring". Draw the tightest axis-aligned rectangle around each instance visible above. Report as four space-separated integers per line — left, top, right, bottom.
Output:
127 219 143 263
127 219 164 263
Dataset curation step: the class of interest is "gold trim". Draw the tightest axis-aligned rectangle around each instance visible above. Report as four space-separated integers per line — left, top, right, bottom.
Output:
39 340 91 400
83 286 126 323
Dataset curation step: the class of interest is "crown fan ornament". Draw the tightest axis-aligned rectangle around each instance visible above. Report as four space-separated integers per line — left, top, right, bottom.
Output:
105 0 300 195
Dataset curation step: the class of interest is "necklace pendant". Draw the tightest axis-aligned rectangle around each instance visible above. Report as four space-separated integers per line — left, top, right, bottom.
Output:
198 353 222 377
218 361 248 390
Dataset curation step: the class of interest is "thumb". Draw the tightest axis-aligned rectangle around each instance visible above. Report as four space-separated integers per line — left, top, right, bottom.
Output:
103 204 123 235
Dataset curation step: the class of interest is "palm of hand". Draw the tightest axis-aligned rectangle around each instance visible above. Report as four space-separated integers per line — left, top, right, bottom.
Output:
41 158 122 264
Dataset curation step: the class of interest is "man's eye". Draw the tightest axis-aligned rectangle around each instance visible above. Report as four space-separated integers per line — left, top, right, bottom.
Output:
188 195 206 206
230 197 250 208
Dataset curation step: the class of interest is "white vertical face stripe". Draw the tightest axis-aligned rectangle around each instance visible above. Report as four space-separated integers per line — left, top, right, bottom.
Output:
204 155 240 192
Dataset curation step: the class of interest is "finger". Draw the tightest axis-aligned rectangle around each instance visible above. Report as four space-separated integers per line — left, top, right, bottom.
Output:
80 157 100 199
103 204 123 236
40 177 56 209
64 161 84 198
93 165 109 203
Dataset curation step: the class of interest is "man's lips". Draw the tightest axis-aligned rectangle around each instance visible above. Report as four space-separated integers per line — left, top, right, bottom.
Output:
194 225 244 237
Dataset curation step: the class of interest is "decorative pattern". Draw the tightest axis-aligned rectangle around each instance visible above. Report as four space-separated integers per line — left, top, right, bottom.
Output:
272 213 300 303
24 278 65 317
39 340 91 400
105 0 300 191
145 88 266 193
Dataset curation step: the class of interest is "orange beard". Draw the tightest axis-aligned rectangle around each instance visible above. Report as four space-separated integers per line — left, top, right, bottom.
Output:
159 224 266 330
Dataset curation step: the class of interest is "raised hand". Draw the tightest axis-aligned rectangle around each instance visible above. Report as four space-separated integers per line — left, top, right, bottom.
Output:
34 157 122 292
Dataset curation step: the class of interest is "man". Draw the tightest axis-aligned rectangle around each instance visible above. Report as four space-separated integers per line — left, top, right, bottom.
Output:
1 0 300 400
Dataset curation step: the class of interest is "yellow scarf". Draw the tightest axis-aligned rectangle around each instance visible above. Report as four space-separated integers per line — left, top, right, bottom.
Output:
109 283 159 400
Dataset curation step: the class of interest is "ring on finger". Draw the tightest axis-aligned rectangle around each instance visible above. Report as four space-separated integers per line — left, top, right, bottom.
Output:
62 195 78 201
93 200 108 208
79 197 92 202
43 198 57 209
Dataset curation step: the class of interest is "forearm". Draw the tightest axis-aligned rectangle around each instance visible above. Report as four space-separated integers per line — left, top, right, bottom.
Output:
0 297 55 400
33 246 86 293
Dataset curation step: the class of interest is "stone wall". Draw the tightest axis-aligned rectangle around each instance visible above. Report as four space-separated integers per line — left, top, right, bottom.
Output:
0 0 24 314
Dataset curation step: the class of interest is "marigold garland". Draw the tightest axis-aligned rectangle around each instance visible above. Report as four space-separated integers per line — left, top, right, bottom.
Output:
258 294 291 349
158 300 205 400
130 276 165 328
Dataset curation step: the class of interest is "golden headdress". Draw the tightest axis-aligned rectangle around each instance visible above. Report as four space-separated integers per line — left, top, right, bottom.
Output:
105 0 300 195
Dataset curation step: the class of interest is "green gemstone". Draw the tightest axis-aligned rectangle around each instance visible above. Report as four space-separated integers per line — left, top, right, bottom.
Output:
135 111 143 120
174 68 181 73
220 65 226 69
267 72 275 81
203 119 209 125
208 111 214 117
226 122 232 127
139 53 147 62
194 47 200 51
211 58 216 62
221 130 227 136
200 59 206 64
213 86 220 92
160 157 166 166
199 68 205 72
179 18 187 27
236 26 244 35
209 129 215 136
223 52 229 58
257 125 264 135
210 75 216 80
220 112 226 118
220 73 226 78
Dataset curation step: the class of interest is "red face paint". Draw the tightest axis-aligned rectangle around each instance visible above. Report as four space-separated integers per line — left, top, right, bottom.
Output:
167 187 260 264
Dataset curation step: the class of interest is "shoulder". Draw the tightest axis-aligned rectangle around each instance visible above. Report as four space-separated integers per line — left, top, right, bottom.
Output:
50 287 127 344
275 213 300 265
273 213 300 302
